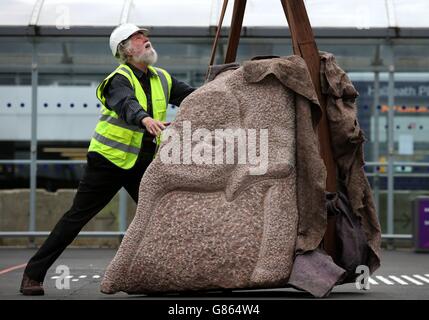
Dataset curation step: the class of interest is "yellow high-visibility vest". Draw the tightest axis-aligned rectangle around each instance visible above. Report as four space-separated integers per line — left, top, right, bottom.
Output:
88 64 172 169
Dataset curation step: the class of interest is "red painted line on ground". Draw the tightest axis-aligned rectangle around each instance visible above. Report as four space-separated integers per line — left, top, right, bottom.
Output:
0 263 27 275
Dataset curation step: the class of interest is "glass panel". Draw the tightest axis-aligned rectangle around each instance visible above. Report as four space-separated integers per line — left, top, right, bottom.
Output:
233 38 293 62
393 0 429 28
305 0 388 28
318 43 378 71
36 37 116 74
222 0 288 27
374 190 429 234
394 44 429 72
129 0 211 27
348 72 429 165
390 73 429 165
152 38 213 86
0 0 36 26
0 38 33 74
1 0 429 29
38 0 124 26
348 73 387 164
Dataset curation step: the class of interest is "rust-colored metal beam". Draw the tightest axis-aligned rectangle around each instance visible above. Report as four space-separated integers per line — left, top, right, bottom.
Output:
281 0 337 258
224 0 247 63
281 0 337 193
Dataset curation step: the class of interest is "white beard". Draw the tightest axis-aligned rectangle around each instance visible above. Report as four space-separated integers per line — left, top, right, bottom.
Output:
133 48 158 65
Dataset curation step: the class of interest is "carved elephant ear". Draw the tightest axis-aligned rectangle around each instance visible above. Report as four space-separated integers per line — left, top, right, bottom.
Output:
243 55 320 107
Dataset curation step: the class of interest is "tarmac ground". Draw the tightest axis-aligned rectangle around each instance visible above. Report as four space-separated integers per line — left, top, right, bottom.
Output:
1 247 428 301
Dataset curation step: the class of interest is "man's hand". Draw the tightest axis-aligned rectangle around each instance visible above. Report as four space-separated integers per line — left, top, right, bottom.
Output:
141 117 170 136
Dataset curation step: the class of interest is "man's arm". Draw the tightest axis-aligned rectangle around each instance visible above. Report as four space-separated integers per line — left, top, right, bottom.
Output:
169 76 196 107
104 74 150 128
104 73 196 135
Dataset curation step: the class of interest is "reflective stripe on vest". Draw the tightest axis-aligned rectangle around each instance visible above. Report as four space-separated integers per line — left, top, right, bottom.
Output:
155 68 169 104
99 114 144 133
92 132 140 155
88 64 172 169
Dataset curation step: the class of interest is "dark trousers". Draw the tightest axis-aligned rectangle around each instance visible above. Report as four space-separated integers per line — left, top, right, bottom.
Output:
24 150 154 282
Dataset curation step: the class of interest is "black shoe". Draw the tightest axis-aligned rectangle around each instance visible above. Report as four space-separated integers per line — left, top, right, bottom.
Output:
20 273 44 296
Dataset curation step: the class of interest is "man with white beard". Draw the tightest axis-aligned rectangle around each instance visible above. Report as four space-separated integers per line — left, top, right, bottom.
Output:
20 24 195 295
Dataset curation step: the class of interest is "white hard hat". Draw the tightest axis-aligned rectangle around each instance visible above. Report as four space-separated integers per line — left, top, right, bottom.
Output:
109 23 149 57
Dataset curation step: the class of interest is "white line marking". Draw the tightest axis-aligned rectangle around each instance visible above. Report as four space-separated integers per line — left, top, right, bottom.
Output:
51 276 60 279
388 275 408 285
72 279 79 282
425 274 429 278
368 277 378 285
65 275 73 279
412 275 429 284
401 275 423 285
413 275 429 284
79 275 87 279
375 276 395 285
92 275 100 279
